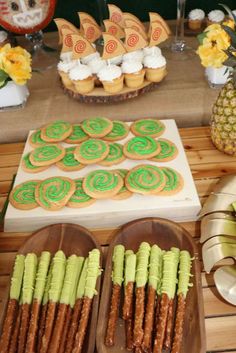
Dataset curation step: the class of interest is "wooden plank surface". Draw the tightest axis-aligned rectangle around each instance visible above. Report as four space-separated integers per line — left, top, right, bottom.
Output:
0 126 235 352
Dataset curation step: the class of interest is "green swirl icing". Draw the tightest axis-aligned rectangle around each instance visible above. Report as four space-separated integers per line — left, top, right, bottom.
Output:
161 168 180 192
102 143 123 163
22 253 38 304
177 250 193 297
136 242 151 287
66 124 88 142
127 165 165 192
104 121 129 140
115 169 129 194
23 153 44 171
152 139 176 160
126 136 158 156
12 181 38 204
84 170 119 192
69 178 93 204
37 177 73 208
49 250 66 302
82 117 112 135
112 245 125 286
133 119 165 136
78 139 108 160
31 145 64 162
10 255 25 300
44 121 71 139
33 251 51 302
31 130 46 146
61 147 82 167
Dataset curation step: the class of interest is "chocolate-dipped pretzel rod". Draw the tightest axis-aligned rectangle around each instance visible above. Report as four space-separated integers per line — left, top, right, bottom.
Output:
40 251 66 353
105 245 125 347
25 252 51 353
9 296 22 353
18 253 38 353
48 255 83 353
153 249 179 353
171 251 193 353
142 245 163 352
123 250 136 351
0 255 25 353
164 247 180 350
133 242 151 347
65 258 87 353
37 263 53 353
72 249 101 353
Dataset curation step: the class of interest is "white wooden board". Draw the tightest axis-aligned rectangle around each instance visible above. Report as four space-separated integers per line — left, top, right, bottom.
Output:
4 120 201 232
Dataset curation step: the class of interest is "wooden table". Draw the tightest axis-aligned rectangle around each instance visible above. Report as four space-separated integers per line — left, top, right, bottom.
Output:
0 126 236 352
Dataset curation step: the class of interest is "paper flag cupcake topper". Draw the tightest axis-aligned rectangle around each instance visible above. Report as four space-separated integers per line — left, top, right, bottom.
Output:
124 19 148 40
149 12 171 35
81 21 102 43
61 28 75 53
123 12 145 31
0 0 56 34
103 19 125 39
108 4 124 27
102 32 126 60
149 20 169 46
124 27 147 52
78 12 98 27
54 18 80 45
71 33 96 59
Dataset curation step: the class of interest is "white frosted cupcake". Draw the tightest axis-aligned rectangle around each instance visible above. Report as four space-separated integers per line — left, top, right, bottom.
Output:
69 64 94 93
144 55 167 83
207 10 225 25
81 51 100 65
88 58 107 86
121 60 145 88
98 64 124 93
108 55 123 65
57 60 77 88
143 46 162 57
123 49 144 63
188 9 205 30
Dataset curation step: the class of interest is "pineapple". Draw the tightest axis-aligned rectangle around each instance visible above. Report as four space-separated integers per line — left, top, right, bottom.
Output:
211 80 236 156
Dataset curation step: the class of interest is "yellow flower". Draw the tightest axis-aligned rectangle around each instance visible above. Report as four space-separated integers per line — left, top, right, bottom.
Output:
0 44 32 85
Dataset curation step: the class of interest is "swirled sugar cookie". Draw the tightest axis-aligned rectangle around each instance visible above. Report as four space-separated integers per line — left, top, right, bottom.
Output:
74 139 109 165
29 144 65 167
150 138 178 162
56 147 85 171
35 177 76 210
41 120 73 142
157 167 184 195
125 164 166 195
22 153 49 173
112 169 133 200
81 117 113 138
83 170 123 199
29 130 47 148
65 124 89 144
99 143 125 166
123 136 161 160
67 178 96 208
103 121 129 141
130 119 165 138
9 180 40 210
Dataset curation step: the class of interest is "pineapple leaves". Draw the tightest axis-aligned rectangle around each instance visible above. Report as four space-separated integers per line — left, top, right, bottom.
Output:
222 25 236 47
219 3 236 22
197 31 208 44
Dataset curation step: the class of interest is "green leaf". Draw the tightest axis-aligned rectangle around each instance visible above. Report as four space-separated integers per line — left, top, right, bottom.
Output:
222 25 236 47
219 3 236 22
197 31 208 45
0 69 8 82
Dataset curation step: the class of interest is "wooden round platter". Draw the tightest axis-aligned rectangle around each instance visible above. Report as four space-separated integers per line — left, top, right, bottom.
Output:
61 76 166 104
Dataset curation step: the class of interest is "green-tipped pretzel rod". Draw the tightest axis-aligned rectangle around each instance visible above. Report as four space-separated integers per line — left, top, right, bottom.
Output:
72 249 101 353
171 251 193 353
123 250 136 319
134 242 151 347
0 254 25 353
26 251 51 353
105 245 125 347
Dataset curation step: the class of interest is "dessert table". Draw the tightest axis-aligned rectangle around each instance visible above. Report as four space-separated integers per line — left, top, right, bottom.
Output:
0 126 236 351
0 32 220 144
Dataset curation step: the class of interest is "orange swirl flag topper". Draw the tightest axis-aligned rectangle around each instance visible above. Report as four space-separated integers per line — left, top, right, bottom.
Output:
103 20 125 39
124 27 148 53
124 19 148 40
108 4 124 27
78 12 99 27
71 33 96 59
149 20 169 47
123 12 145 31
81 21 102 43
54 18 80 45
102 32 126 60
61 28 76 53
149 12 171 36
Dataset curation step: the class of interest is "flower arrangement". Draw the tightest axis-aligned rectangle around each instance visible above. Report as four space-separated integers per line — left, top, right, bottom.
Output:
0 44 32 88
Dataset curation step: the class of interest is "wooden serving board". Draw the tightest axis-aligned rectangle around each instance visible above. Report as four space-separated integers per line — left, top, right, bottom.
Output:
0 223 102 353
97 217 206 353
